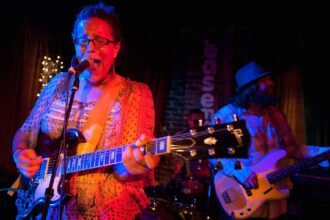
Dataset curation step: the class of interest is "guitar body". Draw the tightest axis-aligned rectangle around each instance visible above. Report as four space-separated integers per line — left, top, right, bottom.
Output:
215 149 290 219
15 129 85 219
17 174 64 219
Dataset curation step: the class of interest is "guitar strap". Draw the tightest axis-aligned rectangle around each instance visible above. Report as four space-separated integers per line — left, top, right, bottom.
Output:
76 73 123 154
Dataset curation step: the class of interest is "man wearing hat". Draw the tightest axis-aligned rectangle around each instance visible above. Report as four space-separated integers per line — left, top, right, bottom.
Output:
209 61 329 219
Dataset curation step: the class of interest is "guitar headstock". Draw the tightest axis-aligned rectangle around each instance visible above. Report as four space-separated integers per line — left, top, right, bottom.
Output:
169 119 249 160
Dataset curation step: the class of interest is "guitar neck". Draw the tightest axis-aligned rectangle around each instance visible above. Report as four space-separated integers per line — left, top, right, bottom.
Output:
65 136 170 173
36 120 249 179
35 136 171 178
267 150 330 183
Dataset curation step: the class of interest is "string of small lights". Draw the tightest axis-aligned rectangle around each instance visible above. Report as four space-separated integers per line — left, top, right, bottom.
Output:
37 55 64 97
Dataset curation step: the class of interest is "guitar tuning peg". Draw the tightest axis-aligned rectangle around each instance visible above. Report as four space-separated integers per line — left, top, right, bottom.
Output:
190 129 197 136
215 158 223 171
207 126 215 134
234 158 242 169
233 114 239 121
190 149 197 157
198 119 204 127
214 117 221 124
227 146 236 155
226 124 234 132
208 148 216 156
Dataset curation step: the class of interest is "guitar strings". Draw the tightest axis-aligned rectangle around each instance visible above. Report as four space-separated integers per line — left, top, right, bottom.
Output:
36 126 232 177
171 127 228 142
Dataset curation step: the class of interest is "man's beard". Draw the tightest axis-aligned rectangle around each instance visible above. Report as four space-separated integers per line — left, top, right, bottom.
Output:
250 91 277 107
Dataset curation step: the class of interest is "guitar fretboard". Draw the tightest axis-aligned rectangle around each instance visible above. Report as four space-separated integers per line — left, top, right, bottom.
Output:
266 150 330 183
36 136 170 179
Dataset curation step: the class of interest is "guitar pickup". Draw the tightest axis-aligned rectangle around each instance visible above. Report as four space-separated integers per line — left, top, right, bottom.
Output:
222 191 232 203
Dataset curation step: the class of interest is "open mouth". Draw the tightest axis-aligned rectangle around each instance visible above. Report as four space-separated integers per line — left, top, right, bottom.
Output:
89 59 101 70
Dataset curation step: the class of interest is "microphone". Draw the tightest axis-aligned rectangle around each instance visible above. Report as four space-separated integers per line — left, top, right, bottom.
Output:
69 59 93 90
68 59 91 75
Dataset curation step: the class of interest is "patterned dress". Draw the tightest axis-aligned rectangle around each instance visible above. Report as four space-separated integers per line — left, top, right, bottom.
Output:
20 72 155 220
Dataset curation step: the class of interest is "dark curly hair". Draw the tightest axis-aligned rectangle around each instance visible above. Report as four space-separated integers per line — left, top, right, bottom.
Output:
229 82 276 108
71 2 122 43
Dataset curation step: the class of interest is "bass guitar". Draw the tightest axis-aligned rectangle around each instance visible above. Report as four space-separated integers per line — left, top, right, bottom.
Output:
215 149 330 219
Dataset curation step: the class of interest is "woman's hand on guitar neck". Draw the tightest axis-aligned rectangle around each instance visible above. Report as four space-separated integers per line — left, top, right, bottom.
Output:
14 149 43 178
114 134 160 182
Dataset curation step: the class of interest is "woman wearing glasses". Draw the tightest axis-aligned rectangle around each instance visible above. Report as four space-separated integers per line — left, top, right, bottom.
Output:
12 3 159 219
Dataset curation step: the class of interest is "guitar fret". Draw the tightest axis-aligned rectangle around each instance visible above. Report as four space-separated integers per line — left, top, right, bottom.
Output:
74 156 78 171
82 155 86 170
100 151 104 166
76 155 81 171
85 154 91 170
85 154 89 169
79 155 83 171
85 154 90 170
82 155 87 170
110 149 116 164
105 150 110 165
78 155 83 171
116 147 123 163
91 153 95 168
71 157 75 172
69 157 73 172
72 156 77 172
65 158 69 173
68 157 71 172
95 152 100 167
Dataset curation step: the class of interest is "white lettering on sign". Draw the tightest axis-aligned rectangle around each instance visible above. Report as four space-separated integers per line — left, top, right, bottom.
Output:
201 40 217 125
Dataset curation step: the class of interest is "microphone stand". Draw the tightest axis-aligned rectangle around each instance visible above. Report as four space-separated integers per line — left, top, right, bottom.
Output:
41 72 81 220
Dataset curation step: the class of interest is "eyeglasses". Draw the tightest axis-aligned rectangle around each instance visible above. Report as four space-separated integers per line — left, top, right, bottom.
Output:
74 36 115 48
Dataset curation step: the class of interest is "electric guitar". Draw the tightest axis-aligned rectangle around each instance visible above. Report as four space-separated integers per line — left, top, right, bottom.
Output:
15 120 249 219
214 149 330 219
